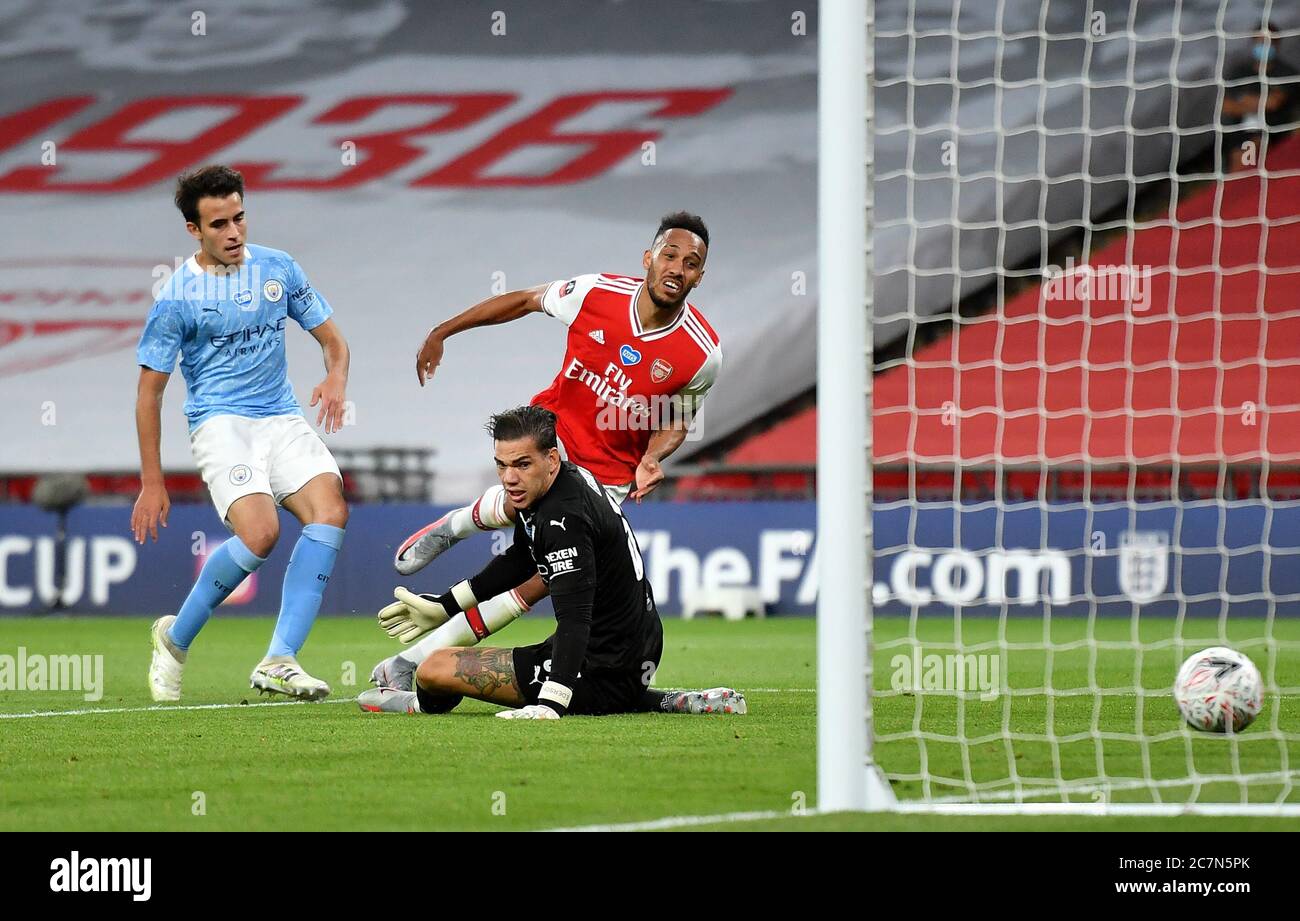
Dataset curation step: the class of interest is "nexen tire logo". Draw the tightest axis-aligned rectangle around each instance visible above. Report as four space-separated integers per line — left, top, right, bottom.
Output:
878 550 1071 606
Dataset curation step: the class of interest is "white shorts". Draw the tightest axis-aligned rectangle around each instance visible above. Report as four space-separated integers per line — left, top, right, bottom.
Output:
190 413 341 523
603 481 633 504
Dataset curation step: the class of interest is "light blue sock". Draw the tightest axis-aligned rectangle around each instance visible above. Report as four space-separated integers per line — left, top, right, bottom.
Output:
267 524 345 658
168 537 267 650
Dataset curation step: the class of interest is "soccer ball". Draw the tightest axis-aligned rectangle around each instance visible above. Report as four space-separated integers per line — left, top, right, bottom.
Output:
1173 646 1263 733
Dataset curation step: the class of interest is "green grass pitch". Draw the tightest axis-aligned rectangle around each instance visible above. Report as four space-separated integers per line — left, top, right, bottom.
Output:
0 615 1297 831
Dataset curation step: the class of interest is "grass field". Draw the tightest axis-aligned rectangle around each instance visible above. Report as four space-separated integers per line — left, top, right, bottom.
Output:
1 615 1297 831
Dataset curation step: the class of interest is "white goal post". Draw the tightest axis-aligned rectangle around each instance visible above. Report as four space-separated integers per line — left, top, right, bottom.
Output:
816 0 1300 816
817 0 894 812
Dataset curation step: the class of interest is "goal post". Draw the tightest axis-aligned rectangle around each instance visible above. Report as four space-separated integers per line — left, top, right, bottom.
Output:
816 0 882 813
817 0 1300 816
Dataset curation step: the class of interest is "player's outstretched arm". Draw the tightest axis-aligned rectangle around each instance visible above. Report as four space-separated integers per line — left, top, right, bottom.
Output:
415 284 549 386
308 318 349 434
377 537 534 643
131 368 171 543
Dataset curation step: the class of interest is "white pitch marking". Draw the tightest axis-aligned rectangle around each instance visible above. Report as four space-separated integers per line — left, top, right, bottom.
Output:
925 770 1300 805
543 773 1300 830
5 687 1292 721
0 696 358 720
542 809 809 832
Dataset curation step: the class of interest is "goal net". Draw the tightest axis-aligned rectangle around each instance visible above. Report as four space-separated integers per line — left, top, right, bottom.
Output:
821 0 1300 814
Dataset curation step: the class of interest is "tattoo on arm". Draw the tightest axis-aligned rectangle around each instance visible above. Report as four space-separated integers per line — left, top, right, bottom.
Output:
451 647 521 698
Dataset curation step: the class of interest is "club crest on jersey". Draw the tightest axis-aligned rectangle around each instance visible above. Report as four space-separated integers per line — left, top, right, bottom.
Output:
619 344 642 366
229 464 252 486
262 279 284 303
233 289 254 309
589 329 605 344
651 358 673 383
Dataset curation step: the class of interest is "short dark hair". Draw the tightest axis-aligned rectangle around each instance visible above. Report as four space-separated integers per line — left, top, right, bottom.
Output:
487 405 558 453
174 165 244 225
653 211 709 250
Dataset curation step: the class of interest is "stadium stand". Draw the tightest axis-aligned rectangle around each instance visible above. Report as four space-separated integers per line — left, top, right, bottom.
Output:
675 133 1300 502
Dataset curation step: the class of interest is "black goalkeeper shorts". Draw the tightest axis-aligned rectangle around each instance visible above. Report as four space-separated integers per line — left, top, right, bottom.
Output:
512 640 654 716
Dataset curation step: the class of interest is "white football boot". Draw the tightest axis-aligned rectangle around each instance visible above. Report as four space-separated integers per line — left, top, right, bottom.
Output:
357 687 420 714
661 687 747 715
148 615 186 702
249 656 331 701
393 514 463 575
370 653 417 691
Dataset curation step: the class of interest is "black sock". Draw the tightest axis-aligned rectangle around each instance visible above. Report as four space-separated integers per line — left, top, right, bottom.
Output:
636 689 673 713
415 684 463 715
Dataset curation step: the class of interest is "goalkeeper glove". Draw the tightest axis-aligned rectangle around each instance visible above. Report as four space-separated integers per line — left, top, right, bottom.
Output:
376 583 470 643
495 681 572 719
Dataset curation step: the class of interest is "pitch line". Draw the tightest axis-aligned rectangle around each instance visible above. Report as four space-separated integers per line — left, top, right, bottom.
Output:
0 687 818 720
18 687 1293 720
926 770 1300 804
542 809 808 832
543 773 1300 829
0 696 359 720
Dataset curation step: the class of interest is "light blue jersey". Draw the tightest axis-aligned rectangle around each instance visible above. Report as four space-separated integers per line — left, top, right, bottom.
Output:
137 244 333 431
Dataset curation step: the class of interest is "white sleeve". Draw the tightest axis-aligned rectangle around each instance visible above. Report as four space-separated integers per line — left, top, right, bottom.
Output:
678 345 722 416
540 274 600 327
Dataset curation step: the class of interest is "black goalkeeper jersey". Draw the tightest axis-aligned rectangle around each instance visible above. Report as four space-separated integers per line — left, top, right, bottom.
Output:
468 461 662 688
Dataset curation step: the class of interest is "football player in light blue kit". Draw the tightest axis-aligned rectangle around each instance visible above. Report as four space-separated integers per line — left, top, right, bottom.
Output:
134 165 350 702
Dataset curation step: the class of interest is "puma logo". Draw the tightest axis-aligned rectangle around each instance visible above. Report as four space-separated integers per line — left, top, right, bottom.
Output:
550 517 566 531
530 659 578 687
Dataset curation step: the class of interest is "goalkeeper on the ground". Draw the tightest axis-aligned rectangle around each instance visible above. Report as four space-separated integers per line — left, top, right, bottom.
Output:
357 405 745 718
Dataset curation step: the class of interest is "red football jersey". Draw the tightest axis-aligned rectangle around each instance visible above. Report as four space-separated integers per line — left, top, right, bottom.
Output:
531 273 722 485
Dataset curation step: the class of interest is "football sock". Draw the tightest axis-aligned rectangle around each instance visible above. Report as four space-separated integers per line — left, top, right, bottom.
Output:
446 484 513 538
397 589 529 666
267 524 345 658
168 536 266 651
639 689 674 712
413 685 463 714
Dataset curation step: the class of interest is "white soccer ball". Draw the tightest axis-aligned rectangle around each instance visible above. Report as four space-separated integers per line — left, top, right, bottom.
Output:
1173 646 1263 733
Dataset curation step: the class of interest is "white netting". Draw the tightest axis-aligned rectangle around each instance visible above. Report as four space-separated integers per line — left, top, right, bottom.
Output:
868 0 1300 809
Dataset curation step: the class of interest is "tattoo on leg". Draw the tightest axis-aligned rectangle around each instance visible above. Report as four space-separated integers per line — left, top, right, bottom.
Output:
451 647 521 698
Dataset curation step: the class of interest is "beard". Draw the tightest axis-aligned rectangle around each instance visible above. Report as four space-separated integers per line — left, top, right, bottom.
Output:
646 276 687 311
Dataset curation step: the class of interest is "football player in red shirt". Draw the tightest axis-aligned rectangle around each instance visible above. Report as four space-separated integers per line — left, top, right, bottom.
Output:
372 213 720 690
